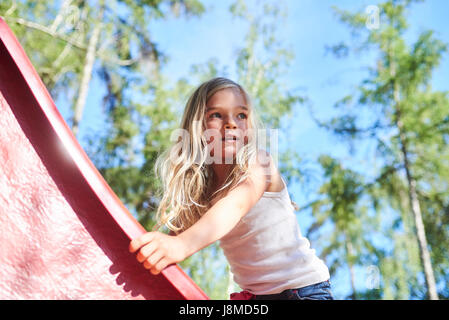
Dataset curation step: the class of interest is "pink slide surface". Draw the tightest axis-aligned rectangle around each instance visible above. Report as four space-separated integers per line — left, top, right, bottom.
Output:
0 17 208 300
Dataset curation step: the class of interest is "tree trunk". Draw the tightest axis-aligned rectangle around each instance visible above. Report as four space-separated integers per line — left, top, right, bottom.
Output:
346 241 357 300
390 57 439 300
396 118 439 300
72 3 104 138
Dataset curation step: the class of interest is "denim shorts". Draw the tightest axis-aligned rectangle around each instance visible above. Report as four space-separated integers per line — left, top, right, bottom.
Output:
253 280 334 300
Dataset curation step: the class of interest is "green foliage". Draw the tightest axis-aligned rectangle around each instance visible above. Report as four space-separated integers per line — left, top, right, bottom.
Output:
179 242 231 300
315 0 448 299
231 0 303 129
308 155 381 299
0 0 204 124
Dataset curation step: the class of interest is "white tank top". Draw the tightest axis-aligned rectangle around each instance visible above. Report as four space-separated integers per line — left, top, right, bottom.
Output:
219 177 330 295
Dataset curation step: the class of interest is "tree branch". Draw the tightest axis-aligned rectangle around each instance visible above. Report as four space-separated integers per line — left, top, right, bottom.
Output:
2 15 138 66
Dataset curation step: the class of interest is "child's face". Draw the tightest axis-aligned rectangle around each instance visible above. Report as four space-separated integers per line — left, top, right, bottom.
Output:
205 88 249 162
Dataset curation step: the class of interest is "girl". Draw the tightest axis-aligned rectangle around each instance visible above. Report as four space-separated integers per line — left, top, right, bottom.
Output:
129 77 333 300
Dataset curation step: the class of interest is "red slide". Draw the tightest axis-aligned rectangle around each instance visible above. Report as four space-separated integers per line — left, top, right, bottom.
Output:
0 17 208 300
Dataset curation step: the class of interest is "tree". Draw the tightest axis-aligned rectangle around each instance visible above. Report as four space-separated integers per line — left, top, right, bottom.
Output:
1 0 205 138
307 155 381 299
315 0 448 299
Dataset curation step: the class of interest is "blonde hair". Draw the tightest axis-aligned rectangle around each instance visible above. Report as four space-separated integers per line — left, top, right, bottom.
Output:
153 77 264 233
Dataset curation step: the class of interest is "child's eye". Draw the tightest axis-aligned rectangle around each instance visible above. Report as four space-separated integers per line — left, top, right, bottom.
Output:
210 112 221 118
209 112 247 119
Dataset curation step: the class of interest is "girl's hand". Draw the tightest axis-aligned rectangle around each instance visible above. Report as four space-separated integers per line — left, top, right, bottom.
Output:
129 231 189 275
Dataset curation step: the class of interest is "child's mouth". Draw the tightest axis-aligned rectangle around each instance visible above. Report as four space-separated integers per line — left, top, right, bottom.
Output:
222 136 238 141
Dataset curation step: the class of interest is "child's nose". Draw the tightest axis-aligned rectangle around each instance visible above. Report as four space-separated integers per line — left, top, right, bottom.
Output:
224 119 237 129
224 123 236 129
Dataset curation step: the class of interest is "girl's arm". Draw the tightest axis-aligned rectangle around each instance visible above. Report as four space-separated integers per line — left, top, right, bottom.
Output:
178 158 269 257
129 151 273 275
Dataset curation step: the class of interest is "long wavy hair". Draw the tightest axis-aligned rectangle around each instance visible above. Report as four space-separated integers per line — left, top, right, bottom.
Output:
153 77 264 233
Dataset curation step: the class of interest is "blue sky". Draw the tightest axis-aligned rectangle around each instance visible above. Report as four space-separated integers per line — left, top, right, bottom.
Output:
68 0 449 299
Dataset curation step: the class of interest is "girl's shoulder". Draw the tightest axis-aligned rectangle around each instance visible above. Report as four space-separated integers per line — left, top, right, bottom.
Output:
254 149 283 193
265 169 284 193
